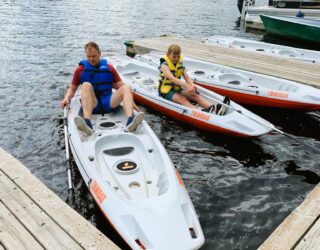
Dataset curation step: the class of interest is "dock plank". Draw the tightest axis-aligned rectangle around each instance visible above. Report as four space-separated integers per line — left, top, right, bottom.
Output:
0 201 43 250
128 37 320 88
0 147 120 250
259 185 320 250
0 171 82 250
295 218 320 250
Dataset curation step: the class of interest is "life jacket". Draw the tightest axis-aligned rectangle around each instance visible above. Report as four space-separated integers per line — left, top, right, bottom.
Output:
79 59 113 96
158 54 184 95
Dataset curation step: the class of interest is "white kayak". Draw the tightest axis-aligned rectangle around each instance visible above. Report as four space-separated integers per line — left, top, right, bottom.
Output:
110 55 274 137
202 35 320 64
138 52 320 111
67 91 205 250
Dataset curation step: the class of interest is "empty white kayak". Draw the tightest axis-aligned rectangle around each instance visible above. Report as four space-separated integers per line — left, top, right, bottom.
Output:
202 35 320 64
67 91 205 250
138 52 320 111
110 55 274 137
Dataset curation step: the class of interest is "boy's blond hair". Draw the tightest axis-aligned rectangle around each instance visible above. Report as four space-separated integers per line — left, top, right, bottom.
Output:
167 44 181 56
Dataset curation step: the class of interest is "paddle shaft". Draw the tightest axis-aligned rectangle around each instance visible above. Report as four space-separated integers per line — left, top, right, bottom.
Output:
63 107 74 193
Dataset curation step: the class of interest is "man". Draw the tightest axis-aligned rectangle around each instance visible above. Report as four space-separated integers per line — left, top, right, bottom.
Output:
60 42 144 135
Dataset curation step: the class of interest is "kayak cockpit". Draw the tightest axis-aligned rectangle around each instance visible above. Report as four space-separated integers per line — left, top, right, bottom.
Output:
95 133 170 201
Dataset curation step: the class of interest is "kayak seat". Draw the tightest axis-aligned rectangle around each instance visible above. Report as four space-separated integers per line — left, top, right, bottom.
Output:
218 73 250 84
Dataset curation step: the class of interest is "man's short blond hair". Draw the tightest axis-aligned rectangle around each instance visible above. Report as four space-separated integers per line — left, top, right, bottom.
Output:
84 42 100 52
167 44 181 56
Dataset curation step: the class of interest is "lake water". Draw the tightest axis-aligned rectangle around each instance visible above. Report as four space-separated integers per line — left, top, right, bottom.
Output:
0 0 319 249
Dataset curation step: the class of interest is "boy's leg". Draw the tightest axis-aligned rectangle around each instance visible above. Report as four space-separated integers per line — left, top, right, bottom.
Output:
170 90 195 108
181 90 211 108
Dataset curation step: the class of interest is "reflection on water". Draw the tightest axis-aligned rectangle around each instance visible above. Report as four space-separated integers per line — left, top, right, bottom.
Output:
0 0 319 249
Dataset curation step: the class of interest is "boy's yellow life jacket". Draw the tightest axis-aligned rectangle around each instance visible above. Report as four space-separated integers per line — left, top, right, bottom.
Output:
158 54 184 95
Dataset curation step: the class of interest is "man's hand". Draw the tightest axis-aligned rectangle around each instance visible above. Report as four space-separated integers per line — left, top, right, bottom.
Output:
60 98 69 108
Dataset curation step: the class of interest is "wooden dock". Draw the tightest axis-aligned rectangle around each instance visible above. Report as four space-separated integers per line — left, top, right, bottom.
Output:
0 147 120 250
259 184 320 250
125 36 320 88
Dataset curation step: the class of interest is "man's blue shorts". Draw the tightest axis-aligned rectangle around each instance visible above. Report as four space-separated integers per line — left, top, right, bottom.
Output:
93 94 118 114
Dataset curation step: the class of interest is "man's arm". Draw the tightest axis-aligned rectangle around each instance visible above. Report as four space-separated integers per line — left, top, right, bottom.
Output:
109 64 125 90
60 84 78 108
113 80 125 89
60 66 82 108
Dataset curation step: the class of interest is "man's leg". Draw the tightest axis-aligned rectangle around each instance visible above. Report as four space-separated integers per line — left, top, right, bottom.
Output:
110 85 144 132
110 85 133 117
74 82 96 136
81 82 97 119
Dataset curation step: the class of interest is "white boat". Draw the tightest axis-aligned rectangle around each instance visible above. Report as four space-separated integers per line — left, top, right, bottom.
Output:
269 0 320 9
202 35 320 64
110 55 274 138
247 5 320 17
137 52 320 111
67 91 205 250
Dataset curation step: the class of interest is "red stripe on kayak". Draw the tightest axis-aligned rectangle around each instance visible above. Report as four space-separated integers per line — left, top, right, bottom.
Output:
175 168 185 186
195 81 320 111
133 92 252 137
90 180 107 203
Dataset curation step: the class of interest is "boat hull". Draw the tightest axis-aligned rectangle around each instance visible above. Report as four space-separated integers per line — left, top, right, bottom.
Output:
133 92 255 137
194 81 320 111
111 56 274 137
203 35 320 64
136 52 320 112
261 15 320 43
67 93 205 250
